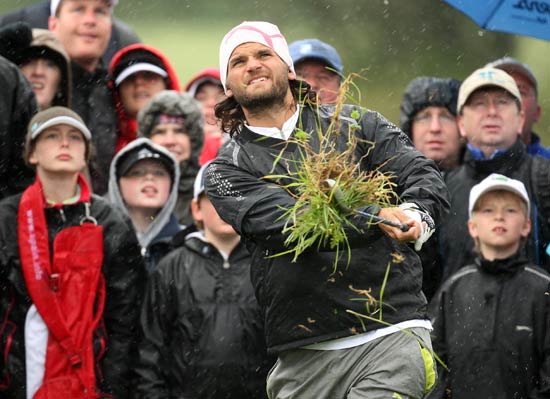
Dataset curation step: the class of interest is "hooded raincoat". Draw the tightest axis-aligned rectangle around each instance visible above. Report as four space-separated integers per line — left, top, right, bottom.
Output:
109 44 181 153
107 138 182 273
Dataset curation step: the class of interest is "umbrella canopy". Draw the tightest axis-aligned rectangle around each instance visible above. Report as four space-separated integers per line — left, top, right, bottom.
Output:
443 0 550 41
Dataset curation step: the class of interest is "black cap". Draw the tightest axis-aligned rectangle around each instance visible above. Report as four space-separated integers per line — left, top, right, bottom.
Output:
117 143 174 180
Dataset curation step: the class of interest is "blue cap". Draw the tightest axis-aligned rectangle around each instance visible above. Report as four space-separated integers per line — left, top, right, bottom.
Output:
289 38 343 75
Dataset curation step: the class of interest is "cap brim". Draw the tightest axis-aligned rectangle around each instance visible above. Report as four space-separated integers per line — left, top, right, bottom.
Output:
294 56 340 74
119 152 174 179
470 184 530 217
31 115 92 141
115 63 168 86
51 0 117 15
186 77 222 97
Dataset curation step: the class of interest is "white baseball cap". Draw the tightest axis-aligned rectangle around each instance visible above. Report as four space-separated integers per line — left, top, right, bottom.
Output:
219 21 295 93
193 160 212 200
114 62 168 86
50 0 118 16
469 173 530 217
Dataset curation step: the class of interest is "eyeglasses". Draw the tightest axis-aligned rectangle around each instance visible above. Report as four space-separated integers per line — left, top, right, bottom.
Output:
413 111 456 125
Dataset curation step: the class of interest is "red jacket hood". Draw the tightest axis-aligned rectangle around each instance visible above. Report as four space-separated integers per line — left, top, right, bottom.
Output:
109 44 181 153
185 67 221 97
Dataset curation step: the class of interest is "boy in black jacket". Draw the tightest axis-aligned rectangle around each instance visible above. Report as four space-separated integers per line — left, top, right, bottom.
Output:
134 162 272 399
429 173 550 398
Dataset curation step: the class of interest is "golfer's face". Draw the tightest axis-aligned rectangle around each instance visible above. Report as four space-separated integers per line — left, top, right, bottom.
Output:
225 42 293 102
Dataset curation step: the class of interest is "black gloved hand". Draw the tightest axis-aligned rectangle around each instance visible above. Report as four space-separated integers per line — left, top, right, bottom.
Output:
0 22 33 64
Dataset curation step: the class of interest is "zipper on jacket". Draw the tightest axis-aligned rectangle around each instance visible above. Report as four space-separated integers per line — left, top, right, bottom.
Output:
58 208 66 223
223 259 230 269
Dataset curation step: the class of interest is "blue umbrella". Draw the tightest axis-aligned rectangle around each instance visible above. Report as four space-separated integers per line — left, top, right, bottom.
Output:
443 0 550 41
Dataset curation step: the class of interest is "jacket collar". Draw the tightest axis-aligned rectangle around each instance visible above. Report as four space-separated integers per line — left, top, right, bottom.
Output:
464 138 527 175
476 250 527 276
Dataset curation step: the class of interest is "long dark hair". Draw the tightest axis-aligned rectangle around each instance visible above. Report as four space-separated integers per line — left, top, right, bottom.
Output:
215 79 317 137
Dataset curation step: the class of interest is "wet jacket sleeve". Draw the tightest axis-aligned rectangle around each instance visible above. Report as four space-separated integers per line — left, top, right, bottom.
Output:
426 287 451 398
357 109 450 226
0 57 37 200
205 159 382 251
99 213 146 399
531 286 550 398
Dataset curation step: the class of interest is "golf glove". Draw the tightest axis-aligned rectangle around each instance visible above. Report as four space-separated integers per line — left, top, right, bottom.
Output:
399 202 435 251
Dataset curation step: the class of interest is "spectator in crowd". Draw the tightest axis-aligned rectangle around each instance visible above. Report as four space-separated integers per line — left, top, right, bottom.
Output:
439 67 550 281
0 0 140 66
429 174 550 398
400 77 463 300
206 21 449 399
0 23 71 110
486 57 550 158
134 161 273 399
138 90 204 226
0 43 38 198
0 106 144 399
289 38 343 104
18 28 71 110
185 67 226 164
107 138 181 273
48 0 119 194
109 44 181 153
400 77 463 173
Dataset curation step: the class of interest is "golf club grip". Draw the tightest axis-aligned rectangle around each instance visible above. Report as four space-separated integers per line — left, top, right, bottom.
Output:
354 210 410 232
385 219 410 232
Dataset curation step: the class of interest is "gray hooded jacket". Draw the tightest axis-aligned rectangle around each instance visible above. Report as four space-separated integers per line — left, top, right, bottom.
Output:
107 138 181 271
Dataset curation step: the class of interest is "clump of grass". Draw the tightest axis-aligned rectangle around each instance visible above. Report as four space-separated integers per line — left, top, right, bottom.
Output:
264 72 398 270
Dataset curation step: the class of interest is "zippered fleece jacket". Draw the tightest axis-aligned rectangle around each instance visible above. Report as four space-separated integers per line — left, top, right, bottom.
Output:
205 104 450 354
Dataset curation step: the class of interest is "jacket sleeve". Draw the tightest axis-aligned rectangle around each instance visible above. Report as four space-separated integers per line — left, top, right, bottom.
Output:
427 287 451 399
99 210 146 399
358 109 450 226
531 282 550 398
205 158 382 251
0 57 37 200
134 250 193 399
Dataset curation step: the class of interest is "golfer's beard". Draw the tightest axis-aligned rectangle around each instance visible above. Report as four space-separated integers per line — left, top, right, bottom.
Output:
234 79 289 113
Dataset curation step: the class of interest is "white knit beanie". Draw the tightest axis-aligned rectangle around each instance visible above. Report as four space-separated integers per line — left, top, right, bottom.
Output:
219 21 295 93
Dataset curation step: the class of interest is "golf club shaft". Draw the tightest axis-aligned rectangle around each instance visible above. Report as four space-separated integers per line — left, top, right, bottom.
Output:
353 209 410 232
322 179 410 233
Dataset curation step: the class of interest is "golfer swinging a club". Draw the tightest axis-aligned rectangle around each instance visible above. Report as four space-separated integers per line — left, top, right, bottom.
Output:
205 21 450 399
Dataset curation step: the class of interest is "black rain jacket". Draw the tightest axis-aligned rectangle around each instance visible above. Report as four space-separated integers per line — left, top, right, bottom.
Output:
0 193 146 399
0 56 37 200
134 233 273 398
429 253 550 398
205 104 450 353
